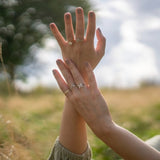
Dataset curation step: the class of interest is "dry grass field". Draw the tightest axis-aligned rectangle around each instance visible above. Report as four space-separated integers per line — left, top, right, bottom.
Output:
0 86 160 160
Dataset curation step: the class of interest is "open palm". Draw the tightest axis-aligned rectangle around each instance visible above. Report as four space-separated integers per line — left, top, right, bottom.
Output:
50 7 106 75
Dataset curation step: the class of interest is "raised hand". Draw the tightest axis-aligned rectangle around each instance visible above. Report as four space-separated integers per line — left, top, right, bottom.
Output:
53 59 112 137
50 7 106 76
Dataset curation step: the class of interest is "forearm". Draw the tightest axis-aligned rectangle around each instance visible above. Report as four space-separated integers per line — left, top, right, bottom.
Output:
59 98 87 154
99 123 160 160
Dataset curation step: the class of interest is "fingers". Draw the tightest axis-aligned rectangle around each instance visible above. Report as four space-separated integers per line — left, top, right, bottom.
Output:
86 11 96 42
65 59 85 86
52 69 72 97
85 62 97 89
56 59 76 90
95 28 106 57
53 59 97 98
50 23 66 49
64 12 74 42
75 7 85 40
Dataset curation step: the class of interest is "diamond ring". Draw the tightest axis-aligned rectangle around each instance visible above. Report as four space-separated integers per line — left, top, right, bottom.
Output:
70 84 76 90
68 41 73 45
76 38 83 42
77 83 85 89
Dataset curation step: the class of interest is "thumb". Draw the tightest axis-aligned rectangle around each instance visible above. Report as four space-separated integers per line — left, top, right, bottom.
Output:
95 28 106 57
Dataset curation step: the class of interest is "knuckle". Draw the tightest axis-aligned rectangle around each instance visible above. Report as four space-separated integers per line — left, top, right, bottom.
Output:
70 92 79 102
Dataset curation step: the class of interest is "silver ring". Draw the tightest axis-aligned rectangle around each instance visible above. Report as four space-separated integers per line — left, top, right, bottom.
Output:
64 89 70 94
76 38 83 42
68 41 72 45
77 83 85 89
70 84 76 90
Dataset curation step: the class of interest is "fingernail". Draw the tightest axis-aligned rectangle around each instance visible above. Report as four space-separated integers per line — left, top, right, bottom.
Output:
50 23 55 29
89 11 94 17
65 13 70 19
98 28 102 33
56 59 61 65
65 59 70 65
52 69 56 75
77 8 82 14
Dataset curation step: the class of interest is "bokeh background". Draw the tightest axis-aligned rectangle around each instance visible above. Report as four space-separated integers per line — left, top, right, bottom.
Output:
0 0 160 160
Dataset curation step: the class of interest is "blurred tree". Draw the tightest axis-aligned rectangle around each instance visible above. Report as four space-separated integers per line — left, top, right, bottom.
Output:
0 0 92 81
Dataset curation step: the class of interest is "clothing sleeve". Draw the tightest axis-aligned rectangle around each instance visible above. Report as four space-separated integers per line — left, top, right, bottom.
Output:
48 137 92 160
145 135 160 152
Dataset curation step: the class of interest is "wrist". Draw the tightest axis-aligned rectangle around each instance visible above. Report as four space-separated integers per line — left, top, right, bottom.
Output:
100 121 116 139
89 118 115 140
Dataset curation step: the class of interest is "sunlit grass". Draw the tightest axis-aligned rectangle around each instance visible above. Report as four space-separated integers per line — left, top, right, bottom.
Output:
0 86 160 159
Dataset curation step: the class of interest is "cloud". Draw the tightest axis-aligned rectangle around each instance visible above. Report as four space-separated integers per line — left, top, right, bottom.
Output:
15 0 160 90
128 0 160 15
94 0 160 88
15 38 61 91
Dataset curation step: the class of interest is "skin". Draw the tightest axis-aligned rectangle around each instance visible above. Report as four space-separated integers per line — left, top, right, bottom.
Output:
50 7 106 154
50 7 106 77
53 59 160 160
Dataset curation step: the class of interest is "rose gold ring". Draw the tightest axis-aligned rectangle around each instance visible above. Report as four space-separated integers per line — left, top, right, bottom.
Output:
64 89 70 94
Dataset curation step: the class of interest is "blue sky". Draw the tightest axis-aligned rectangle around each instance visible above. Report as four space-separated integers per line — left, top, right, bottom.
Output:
15 0 160 91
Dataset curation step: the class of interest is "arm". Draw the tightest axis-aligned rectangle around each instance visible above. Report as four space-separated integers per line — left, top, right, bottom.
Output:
59 99 87 154
50 7 106 154
53 59 160 160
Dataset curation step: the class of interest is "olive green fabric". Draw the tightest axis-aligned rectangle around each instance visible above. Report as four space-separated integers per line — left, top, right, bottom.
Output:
48 138 92 160
145 135 160 152
48 135 160 160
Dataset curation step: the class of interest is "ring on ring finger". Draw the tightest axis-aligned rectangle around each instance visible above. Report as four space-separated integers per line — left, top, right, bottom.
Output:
68 41 73 45
76 38 83 42
77 83 85 89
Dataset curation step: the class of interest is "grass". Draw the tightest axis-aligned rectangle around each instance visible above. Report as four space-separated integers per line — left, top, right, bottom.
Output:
0 86 160 159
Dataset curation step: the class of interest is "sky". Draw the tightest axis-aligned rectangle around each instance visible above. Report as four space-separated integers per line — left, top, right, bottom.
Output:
15 0 160 91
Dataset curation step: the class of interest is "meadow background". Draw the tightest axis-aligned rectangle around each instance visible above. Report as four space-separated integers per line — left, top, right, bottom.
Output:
0 0 160 159
0 85 160 160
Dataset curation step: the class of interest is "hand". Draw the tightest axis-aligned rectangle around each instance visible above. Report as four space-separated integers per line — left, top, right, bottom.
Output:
52 59 113 138
50 7 106 76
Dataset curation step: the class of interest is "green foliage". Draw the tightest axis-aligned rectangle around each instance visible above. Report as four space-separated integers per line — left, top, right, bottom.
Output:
92 138 122 160
0 0 92 80
1 89 159 159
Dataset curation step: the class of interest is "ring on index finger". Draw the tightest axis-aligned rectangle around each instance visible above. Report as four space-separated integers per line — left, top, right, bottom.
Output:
70 83 76 90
